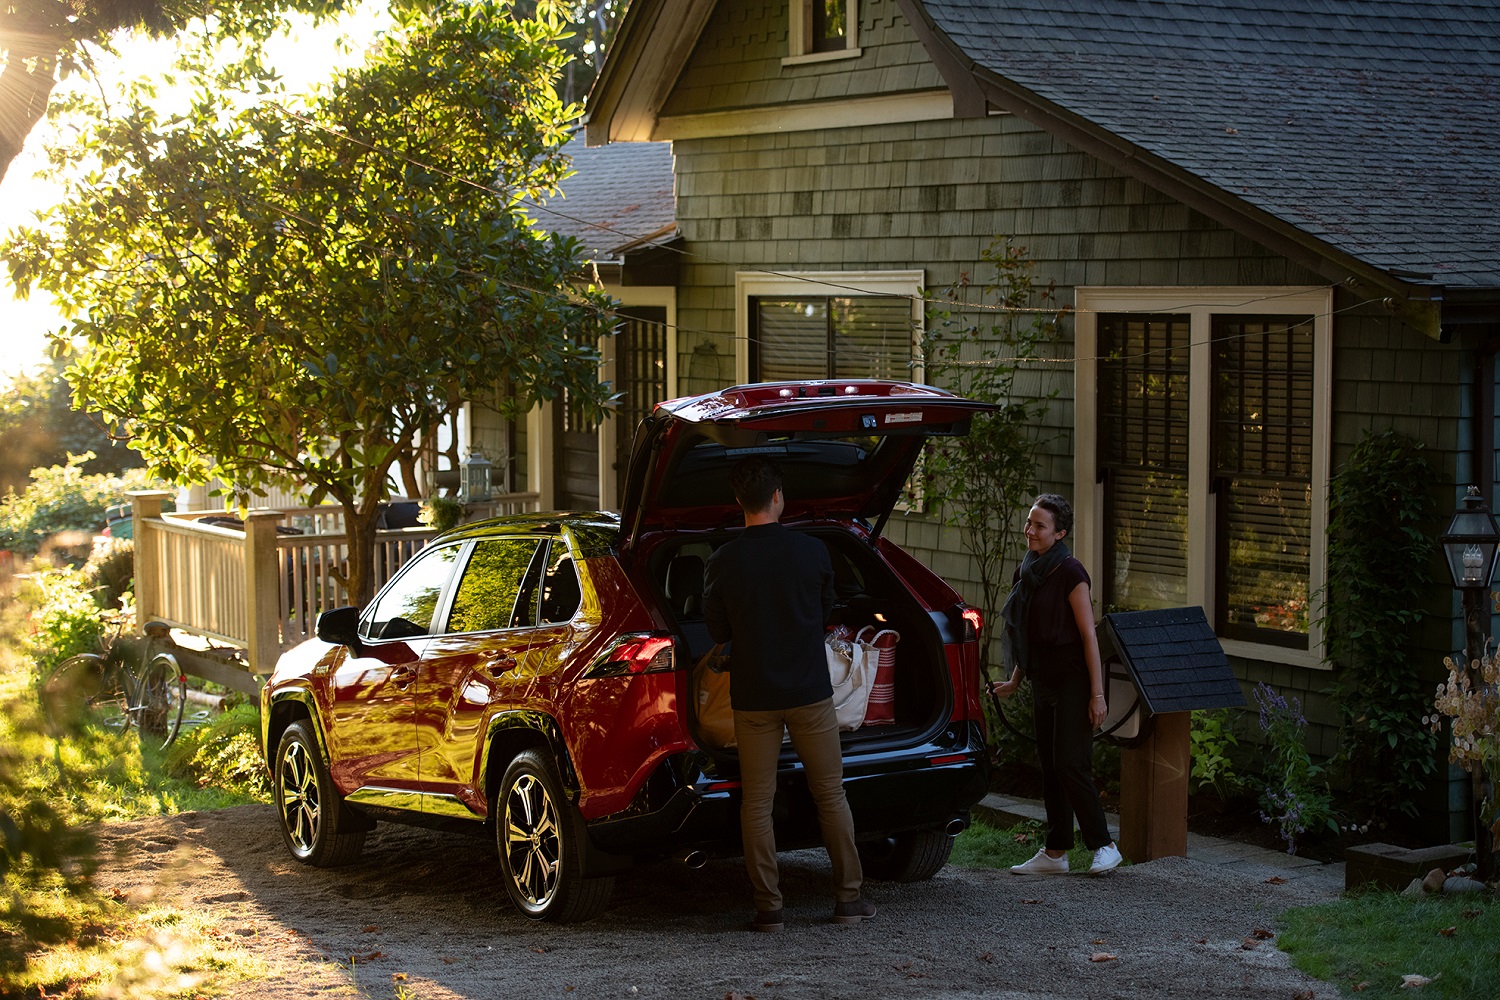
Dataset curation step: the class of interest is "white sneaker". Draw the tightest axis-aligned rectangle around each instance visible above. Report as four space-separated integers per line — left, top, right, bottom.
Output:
1010 849 1069 875
1088 843 1122 875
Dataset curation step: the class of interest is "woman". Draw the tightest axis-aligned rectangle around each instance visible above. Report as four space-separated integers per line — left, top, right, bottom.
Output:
991 494 1121 875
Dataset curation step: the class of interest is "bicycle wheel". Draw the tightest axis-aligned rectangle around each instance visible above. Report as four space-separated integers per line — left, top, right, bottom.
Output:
136 652 188 751
41 653 133 739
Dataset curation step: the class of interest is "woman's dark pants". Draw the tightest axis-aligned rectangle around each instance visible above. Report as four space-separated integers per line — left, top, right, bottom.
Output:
1033 671 1113 852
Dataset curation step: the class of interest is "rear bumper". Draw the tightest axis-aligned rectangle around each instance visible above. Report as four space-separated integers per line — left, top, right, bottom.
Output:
584 723 990 861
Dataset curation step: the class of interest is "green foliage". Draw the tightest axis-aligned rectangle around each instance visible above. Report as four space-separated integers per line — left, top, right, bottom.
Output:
4 0 617 605
921 237 1065 676
0 454 166 558
19 566 116 667
1255 682 1338 854
0 0 353 183
420 494 466 535
164 704 272 800
1190 707 1247 800
1320 429 1441 822
82 536 134 612
1280 892 1500 999
0 356 143 497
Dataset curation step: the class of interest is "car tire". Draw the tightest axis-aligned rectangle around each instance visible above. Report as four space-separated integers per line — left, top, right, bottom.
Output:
274 719 367 867
496 749 613 923
857 829 954 882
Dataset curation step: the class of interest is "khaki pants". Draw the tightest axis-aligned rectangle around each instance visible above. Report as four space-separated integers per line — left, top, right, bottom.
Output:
733 697 863 911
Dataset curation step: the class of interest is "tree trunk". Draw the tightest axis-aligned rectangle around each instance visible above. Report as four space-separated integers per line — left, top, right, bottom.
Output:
0 41 61 185
342 503 383 609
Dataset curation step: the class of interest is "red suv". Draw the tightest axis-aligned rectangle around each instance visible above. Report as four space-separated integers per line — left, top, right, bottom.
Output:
262 380 995 921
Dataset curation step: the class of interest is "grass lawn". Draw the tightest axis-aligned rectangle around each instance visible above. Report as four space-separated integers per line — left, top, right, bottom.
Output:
1 579 267 998
1279 891 1499 998
951 816 1101 873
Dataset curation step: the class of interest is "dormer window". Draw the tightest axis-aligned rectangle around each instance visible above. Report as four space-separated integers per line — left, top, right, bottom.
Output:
786 0 860 64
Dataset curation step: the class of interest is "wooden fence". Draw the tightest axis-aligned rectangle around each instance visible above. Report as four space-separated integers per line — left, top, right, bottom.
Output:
130 490 541 687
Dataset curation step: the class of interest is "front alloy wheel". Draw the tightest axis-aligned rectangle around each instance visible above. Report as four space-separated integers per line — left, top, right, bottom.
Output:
496 749 612 922
274 720 366 867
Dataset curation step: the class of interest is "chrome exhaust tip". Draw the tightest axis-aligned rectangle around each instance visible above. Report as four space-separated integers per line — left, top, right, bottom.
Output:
945 817 968 837
676 849 708 869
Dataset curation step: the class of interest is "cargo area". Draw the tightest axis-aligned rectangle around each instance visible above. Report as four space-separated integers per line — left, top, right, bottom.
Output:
647 526 951 749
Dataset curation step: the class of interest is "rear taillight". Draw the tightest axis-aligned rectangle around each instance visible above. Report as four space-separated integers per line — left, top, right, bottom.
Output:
961 607 983 643
584 634 676 678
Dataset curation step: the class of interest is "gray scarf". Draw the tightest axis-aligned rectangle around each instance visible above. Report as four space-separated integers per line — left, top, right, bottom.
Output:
999 541 1072 677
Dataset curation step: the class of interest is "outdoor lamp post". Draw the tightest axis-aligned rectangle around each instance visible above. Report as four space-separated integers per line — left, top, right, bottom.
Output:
459 451 493 504
1439 484 1498 881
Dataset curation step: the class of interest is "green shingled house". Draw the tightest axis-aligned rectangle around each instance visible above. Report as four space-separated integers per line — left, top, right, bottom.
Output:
581 0 1500 840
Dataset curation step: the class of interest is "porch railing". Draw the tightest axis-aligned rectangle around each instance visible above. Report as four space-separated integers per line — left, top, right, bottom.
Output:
130 490 542 681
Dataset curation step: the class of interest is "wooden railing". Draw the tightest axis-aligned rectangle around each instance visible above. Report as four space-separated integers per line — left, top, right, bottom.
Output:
130 490 542 680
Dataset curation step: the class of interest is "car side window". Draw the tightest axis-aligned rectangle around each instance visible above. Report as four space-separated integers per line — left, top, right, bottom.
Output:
446 538 543 634
539 551 581 624
361 544 462 640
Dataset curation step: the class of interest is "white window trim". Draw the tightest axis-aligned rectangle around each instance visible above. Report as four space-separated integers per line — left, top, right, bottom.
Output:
1074 286 1333 669
734 269 925 385
784 0 860 65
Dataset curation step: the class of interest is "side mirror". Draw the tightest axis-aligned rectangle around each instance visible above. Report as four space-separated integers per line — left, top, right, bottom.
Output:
316 606 361 647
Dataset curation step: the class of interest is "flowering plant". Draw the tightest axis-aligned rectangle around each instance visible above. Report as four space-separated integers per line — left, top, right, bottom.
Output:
1426 651 1500 842
1255 682 1338 854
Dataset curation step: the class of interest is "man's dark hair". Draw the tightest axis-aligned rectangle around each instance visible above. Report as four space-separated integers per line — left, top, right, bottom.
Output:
729 456 782 513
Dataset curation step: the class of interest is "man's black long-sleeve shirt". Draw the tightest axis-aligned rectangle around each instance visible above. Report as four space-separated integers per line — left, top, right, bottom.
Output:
702 521 835 711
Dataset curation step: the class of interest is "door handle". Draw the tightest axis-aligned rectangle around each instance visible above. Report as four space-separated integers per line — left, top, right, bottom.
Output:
391 665 416 690
483 654 517 677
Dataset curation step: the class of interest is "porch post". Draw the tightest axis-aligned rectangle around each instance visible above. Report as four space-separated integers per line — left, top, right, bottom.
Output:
244 510 284 675
128 490 173 631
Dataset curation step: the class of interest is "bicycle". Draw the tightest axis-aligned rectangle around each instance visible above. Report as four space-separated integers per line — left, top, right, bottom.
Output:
41 617 188 751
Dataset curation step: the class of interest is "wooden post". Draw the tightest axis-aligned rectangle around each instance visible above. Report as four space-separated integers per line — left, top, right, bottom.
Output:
1118 711 1191 861
244 510 284 675
128 490 173 630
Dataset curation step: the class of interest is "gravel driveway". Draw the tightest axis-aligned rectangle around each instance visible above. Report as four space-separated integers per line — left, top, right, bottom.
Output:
95 804 1337 999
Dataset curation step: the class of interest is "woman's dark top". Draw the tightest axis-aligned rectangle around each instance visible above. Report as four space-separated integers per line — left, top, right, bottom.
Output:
702 521 835 711
1024 556 1090 686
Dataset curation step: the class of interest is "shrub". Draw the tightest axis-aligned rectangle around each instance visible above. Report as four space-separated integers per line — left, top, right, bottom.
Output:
1255 682 1338 854
0 454 169 559
164 704 270 800
19 567 121 669
1190 707 1247 800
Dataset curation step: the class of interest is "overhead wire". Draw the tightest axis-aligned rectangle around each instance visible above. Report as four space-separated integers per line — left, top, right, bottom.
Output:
254 100 1366 370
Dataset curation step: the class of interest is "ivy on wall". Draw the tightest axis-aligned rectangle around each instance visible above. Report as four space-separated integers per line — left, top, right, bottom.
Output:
1320 429 1441 824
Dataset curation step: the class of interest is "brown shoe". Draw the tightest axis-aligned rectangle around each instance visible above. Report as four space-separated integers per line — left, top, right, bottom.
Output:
752 908 784 932
831 898 877 924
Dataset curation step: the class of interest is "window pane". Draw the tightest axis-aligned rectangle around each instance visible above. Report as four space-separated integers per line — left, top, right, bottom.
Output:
756 298 827 381
754 294 913 381
812 0 847 52
1213 315 1314 646
447 538 542 634
1097 314 1191 611
364 544 461 639
832 297 914 380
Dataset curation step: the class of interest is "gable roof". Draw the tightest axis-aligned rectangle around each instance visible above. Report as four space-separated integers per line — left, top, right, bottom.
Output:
911 0 1500 308
586 0 1500 313
526 137 676 261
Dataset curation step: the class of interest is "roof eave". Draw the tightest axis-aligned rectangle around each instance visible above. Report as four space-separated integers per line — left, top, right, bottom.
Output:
584 0 719 146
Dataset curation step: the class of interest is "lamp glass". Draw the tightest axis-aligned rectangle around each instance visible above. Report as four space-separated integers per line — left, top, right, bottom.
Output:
1440 493 1500 589
460 452 492 503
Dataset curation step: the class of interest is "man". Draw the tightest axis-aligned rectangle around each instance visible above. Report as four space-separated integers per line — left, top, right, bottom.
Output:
702 456 876 931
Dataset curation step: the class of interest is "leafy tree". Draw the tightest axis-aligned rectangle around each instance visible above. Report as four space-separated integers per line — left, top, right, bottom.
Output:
921 237 1065 675
3 0 618 605
0 355 142 496
516 0 625 104
0 1 351 184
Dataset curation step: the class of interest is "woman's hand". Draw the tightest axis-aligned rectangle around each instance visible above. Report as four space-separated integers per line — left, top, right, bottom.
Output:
990 677 1021 700
1088 692 1108 729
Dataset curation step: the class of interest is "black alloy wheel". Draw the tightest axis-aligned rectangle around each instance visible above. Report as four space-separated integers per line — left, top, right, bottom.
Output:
496 749 613 922
274 719 367 867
